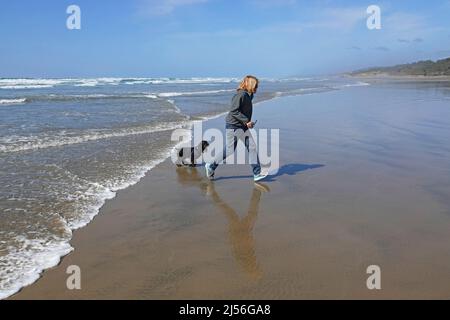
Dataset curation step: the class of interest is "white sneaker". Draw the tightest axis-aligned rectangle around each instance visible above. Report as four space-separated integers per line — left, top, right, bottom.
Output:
253 172 268 182
205 163 215 180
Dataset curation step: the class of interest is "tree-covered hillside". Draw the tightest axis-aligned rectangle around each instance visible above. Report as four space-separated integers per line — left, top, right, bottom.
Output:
351 57 450 76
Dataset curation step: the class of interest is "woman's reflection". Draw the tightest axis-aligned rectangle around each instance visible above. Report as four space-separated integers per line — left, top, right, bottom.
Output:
175 167 270 280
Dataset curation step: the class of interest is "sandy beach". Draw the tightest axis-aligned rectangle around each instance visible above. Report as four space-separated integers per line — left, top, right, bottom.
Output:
10 82 450 299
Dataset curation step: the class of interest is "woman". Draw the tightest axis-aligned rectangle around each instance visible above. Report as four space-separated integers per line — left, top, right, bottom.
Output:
205 75 268 182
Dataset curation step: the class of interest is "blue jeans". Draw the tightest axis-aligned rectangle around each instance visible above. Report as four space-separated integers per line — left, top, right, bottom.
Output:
209 128 262 176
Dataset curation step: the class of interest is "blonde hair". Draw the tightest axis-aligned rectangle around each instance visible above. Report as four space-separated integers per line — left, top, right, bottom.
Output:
238 75 259 94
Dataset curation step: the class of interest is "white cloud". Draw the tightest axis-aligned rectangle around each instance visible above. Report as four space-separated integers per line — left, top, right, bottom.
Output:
138 0 208 16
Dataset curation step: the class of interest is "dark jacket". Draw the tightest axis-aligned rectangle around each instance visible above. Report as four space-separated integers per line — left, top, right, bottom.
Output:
225 89 253 129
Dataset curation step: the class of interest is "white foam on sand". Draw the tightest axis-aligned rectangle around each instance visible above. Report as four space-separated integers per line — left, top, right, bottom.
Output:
0 128 194 300
0 235 74 300
0 154 171 299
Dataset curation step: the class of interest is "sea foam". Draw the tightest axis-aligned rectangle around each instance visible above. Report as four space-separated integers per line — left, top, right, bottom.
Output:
0 98 27 105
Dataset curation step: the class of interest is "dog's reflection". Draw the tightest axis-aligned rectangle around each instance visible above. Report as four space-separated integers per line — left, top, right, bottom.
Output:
176 167 269 280
175 166 209 194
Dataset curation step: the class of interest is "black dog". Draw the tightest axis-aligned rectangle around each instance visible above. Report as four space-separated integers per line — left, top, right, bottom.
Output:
176 140 210 167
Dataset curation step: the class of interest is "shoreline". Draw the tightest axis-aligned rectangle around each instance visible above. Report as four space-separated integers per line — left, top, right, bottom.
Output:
2 90 284 300
9 83 450 299
7 99 271 299
346 73 450 82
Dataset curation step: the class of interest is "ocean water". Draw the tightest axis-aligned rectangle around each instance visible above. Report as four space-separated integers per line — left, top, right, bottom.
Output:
0 76 366 299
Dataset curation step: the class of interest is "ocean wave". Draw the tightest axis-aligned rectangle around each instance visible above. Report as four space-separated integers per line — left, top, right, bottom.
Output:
0 85 55 90
0 78 240 89
342 81 370 87
0 121 191 154
263 77 313 82
0 154 167 299
0 79 72 90
12 90 233 103
0 235 74 300
25 93 159 102
0 120 196 299
274 86 336 97
75 80 99 87
0 78 116 89
74 78 121 87
156 89 234 98
0 77 334 90
121 77 239 85
0 98 27 105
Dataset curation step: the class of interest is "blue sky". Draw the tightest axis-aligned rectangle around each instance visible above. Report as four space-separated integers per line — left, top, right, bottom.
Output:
0 0 449 78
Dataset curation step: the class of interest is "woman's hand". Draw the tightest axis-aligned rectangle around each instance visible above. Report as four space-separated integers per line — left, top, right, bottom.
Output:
246 122 255 129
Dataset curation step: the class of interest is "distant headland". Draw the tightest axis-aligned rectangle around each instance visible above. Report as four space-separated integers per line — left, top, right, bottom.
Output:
349 57 450 77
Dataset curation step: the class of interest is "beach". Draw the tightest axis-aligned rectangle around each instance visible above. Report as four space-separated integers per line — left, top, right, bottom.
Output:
8 80 450 299
348 74 450 83
0 76 357 298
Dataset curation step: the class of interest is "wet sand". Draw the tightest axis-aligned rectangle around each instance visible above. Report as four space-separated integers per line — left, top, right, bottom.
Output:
348 74 450 83
12 84 450 299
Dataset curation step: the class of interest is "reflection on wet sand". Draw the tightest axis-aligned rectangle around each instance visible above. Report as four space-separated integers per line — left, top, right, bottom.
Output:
175 166 209 193
208 182 268 280
175 167 268 280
